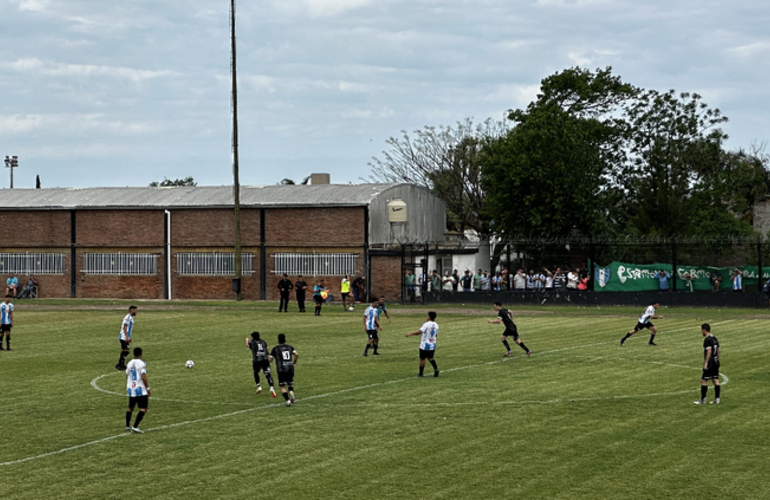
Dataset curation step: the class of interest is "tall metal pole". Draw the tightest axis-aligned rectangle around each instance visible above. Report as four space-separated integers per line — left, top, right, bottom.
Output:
230 0 243 301
4 156 18 189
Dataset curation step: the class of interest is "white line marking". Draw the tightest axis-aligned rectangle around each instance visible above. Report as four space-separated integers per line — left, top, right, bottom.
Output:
91 373 254 406
4 326 735 468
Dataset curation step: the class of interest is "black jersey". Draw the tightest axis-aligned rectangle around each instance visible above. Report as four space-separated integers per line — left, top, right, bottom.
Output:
498 308 516 330
271 344 296 372
249 339 269 361
278 279 294 294
295 280 307 294
703 335 720 367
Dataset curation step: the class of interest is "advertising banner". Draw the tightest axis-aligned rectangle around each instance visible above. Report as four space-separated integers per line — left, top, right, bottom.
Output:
593 262 770 292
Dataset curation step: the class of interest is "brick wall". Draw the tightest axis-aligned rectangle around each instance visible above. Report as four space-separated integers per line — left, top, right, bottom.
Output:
171 209 261 247
170 252 260 300
77 210 163 247
0 211 69 246
264 247 364 301
370 255 402 301
76 250 164 299
265 207 365 246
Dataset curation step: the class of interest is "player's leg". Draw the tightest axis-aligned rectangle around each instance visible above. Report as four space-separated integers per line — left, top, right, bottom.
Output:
712 378 721 403
252 360 262 392
513 331 531 356
126 398 136 430
694 378 709 404
418 358 426 377
4 327 10 350
287 370 295 404
620 325 641 345
363 331 374 356
0 331 4 350
117 340 129 369
373 336 379 355
648 326 658 345
501 333 512 355
132 397 148 432
263 367 276 397
428 355 439 377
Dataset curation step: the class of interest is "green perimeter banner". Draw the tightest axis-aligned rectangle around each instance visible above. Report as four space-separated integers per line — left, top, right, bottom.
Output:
593 262 770 292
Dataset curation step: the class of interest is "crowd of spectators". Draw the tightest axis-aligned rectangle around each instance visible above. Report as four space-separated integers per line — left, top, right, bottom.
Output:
420 264 591 292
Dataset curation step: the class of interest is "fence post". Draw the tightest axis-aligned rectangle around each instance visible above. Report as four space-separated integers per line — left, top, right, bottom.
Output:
671 240 677 292
758 237 763 293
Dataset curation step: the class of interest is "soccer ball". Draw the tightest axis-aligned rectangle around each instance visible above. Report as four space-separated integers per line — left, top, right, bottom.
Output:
348 306 355 311
185 360 195 369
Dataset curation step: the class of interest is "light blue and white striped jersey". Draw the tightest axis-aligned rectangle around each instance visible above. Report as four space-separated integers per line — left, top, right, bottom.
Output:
126 359 148 397
733 274 742 290
638 305 656 324
419 321 439 351
364 306 378 330
0 302 13 325
119 313 134 341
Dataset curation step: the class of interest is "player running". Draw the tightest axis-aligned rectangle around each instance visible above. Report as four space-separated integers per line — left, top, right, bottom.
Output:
405 311 439 377
270 334 299 406
116 305 137 370
620 301 662 346
488 302 532 357
363 298 382 356
125 347 150 434
245 331 276 397
0 294 14 351
694 323 721 405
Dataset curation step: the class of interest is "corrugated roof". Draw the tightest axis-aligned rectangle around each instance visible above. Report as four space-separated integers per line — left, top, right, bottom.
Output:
0 184 402 209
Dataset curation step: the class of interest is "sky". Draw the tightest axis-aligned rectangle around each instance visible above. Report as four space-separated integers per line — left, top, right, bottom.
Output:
1 0 769 189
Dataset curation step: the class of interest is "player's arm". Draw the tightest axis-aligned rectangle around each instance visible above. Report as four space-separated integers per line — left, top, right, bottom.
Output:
704 346 712 369
405 330 421 337
141 373 150 396
245 338 251 348
376 317 382 330
384 309 391 321
293 350 299 365
487 317 502 324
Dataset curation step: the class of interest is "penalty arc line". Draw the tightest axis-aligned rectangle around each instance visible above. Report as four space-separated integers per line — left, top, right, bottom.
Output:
3 324 734 468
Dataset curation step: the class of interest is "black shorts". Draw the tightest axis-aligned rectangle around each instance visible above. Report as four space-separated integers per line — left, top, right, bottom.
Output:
701 364 720 381
120 339 130 351
366 329 379 340
342 292 350 298
277 367 295 386
314 295 324 305
252 359 271 373
128 395 149 410
0 324 11 333
419 348 436 360
633 321 653 332
503 327 519 341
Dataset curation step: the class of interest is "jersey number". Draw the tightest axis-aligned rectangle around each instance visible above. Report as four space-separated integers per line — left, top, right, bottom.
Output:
282 351 292 361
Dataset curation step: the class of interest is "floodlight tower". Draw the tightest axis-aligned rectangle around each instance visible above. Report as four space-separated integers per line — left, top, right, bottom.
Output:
230 0 243 301
4 156 18 189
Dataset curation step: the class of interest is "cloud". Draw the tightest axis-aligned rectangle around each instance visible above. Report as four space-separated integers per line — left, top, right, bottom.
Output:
725 41 770 58
3 58 175 82
269 0 375 17
0 114 163 137
16 0 49 12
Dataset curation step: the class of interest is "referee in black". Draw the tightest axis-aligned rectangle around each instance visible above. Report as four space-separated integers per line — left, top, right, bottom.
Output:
488 302 532 357
295 275 308 313
694 323 721 405
277 274 294 312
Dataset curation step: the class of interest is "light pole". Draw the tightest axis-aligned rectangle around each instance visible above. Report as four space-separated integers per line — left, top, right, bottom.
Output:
230 0 243 301
4 156 18 189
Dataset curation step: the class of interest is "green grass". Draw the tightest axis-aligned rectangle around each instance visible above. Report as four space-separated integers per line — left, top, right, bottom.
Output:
1 302 768 499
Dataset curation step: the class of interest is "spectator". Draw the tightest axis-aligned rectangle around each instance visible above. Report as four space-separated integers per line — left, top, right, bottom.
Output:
460 270 472 292
513 269 527 290
451 269 460 292
566 268 579 290
405 270 416 302
731 268 743 292
577 274 590 291
352 274 364 303
17 275 38 299
534 269 545 291
481 271 491 291
492 271 502 291
5 273 18 297
442 271 456 292
501 269 510 290
578 263 589 281
418 270 427 294
526 269 537 290
652 270 671 291
553 268 566 291
709 270 722 292
430 270 442 292
472 269 483 292
681 273 695 292
543 267 554 291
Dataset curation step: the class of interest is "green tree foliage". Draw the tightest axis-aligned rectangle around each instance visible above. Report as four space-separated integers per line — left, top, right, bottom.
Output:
149 176 197 187
481 67 637 239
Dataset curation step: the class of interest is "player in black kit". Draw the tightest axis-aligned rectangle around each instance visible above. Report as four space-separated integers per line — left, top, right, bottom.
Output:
488 302 532 357
277 274 294 312
270 333 299 406
694 323 721 405
245 331 276 398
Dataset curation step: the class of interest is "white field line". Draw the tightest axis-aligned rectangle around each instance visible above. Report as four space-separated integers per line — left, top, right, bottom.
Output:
3 321 735 468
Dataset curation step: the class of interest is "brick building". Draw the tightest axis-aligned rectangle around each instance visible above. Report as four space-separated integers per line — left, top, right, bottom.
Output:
0 183 447 301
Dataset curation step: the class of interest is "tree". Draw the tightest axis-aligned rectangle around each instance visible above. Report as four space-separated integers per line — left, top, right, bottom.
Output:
481 67 637 240
149 176 197 187
369 118 508 238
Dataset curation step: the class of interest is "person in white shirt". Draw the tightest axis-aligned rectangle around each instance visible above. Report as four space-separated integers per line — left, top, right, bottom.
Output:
125 347 150 433
116 305 138 371
405 311 439 377
566 269 579 290
513 269 527 290
620 301 663 346
0 294 14 351
442 272 456 292
362 298 382 356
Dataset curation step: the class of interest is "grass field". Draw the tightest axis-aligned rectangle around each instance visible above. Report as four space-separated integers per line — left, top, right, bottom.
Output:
1 300 768 500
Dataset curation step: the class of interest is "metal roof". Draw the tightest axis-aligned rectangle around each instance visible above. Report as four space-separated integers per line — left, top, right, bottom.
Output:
0 184 406 210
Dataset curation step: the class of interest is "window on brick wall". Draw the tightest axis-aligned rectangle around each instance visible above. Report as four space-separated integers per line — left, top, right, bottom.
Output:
177 253 254 276
83 253 158 275
273 253 358 276
0 253 65 274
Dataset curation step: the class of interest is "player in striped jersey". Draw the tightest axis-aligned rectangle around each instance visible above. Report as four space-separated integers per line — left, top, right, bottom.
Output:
125 347 150 433
405 311 439 377
362 298 382 356
0 294 14 351
116 305 137 370
620 301 662 346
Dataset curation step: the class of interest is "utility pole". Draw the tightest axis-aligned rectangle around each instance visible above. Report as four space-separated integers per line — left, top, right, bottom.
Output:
230 0 243 301
4 156 18 189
